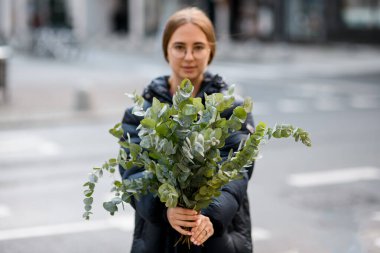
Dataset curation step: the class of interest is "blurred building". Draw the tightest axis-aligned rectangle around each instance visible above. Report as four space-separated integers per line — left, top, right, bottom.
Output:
0 0 379 50
227 0 380 43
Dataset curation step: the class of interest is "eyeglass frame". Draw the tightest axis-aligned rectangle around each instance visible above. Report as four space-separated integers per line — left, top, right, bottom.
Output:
169 42 211 59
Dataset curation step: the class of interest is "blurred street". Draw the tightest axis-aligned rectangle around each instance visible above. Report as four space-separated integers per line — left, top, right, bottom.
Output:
1 42 380 253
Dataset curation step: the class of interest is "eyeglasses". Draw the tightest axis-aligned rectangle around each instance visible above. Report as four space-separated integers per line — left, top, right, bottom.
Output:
170 44 210 59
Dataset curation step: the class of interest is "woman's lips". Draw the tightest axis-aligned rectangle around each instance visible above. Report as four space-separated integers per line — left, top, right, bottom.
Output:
182 66 196 73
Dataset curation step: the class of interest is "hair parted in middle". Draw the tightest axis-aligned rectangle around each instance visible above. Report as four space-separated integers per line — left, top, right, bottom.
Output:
162 7 216 64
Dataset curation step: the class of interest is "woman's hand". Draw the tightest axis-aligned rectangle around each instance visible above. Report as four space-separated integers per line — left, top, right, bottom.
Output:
190 214 214 246
167 207 199 236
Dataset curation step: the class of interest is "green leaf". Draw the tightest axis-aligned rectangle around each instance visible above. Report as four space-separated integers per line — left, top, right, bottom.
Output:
108 158 117 166
199 186 208 195
111 197 122 205
227 116 242 131
182 194 196 208
272 129 281 138
233 106 247 123
173 79 193 109
122 192 131 202
83 197 93 205
281 128 292 137
162 140 176 155
198 106 217 125
182 104 198 115
83 211 93 220
177 163 191 173
156 122 170 136
243 97 253 113
127 92 145 114
195 200 211 210
180 79 193 94
140 136 152 149
84 205 92 211
87 182 95 191
103 201 118 214
109 123 123 139
206 93 234 112
114 180 122 188
129 143 142 159
227 84 235 95
84 189 93 197
158 183 179 208
151 98 162 115
140 118 156 129
158 104 169 118
190 97 204 111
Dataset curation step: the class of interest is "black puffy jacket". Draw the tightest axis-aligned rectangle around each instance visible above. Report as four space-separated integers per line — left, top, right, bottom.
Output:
119 72 255 253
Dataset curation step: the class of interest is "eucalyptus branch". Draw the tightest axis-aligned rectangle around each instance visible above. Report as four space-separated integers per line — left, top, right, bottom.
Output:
82 78 312 224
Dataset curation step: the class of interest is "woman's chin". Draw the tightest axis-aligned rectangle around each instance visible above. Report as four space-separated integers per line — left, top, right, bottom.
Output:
180 73 200 82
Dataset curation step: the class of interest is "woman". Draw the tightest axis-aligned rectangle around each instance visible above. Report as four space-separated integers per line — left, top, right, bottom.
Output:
119 7 254 253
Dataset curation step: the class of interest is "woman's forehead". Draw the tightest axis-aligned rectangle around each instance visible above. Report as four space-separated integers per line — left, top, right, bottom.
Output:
169 23 208 44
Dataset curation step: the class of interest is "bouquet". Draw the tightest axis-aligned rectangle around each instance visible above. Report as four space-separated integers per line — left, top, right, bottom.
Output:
82 79 311 245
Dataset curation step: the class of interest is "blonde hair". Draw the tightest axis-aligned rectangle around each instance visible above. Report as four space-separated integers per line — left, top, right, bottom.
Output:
162 7 216 64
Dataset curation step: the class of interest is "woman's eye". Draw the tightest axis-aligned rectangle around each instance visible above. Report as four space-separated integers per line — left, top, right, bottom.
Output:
194 46 205 51
174 45 185 51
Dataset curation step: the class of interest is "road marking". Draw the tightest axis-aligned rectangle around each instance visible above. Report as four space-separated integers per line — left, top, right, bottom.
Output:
373 212 380 221
287 167 380 187
314 96 344 111
277 99 308 113
252 227 271 241
0 205 11 218
0 215 134 241
351 95 379 109
0 215 270 242
0 133 60 161
375 238 380 248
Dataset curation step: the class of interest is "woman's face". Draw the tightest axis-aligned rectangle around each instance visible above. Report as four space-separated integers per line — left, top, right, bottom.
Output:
167 23 211 88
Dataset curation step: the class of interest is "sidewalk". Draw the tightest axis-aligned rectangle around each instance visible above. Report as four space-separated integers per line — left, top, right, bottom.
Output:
1 42 380 128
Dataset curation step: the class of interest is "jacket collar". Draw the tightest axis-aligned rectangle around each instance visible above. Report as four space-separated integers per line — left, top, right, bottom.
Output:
142 72 228 104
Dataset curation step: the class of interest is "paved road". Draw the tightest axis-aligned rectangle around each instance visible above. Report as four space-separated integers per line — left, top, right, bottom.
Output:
0 45 380 253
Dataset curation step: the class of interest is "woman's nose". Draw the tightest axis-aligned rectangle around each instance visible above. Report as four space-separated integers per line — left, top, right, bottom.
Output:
184 49 195 60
